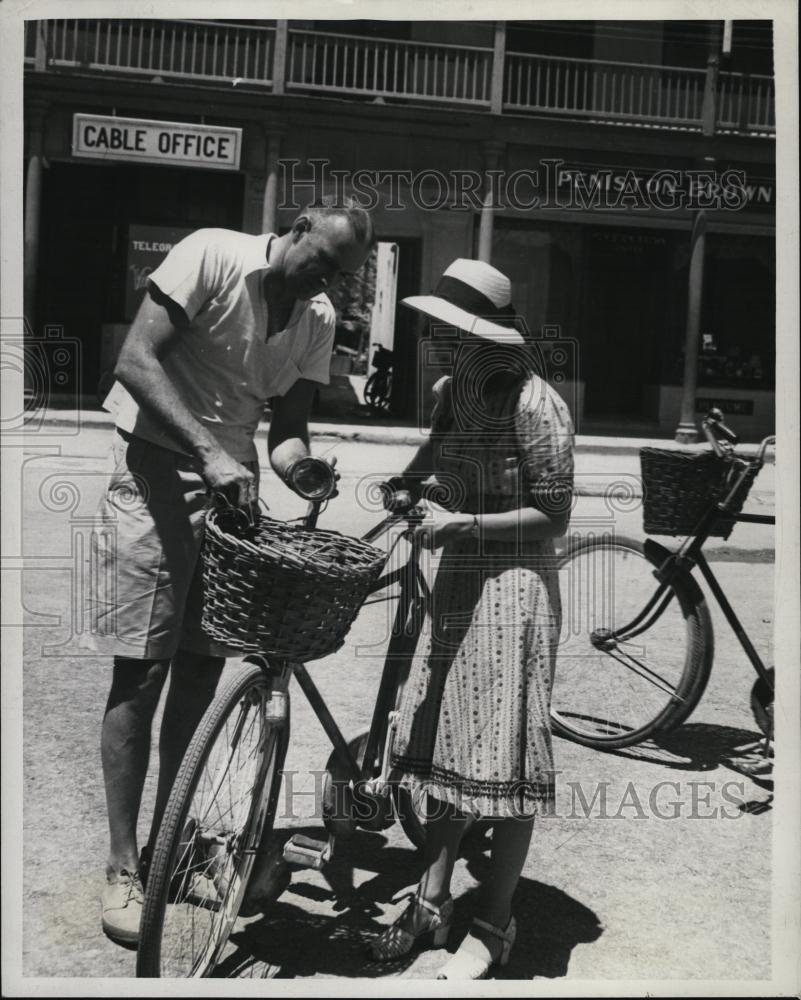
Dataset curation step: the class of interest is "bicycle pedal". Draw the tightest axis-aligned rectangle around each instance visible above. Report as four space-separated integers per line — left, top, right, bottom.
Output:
282 834 333 870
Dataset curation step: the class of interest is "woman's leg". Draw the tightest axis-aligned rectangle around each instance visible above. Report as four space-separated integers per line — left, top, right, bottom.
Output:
372 795 469 961
480 814 535 928
418 799 470 901
391 797 469 936
454 814 534 961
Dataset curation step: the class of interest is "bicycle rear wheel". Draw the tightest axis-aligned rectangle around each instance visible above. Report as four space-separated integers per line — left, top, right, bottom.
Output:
364 370 391 412
551 534 713 749
137 659 288 977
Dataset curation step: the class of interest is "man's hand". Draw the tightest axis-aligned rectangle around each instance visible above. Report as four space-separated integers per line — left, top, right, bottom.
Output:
200 448 257 507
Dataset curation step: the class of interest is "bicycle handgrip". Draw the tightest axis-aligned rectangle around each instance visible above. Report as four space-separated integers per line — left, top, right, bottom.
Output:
705 408 738 444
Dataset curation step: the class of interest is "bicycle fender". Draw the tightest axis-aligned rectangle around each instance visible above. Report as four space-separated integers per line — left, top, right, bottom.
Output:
643 538 677 583
643 537 673 562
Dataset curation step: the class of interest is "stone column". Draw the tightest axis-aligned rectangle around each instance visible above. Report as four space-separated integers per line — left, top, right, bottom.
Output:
24 99 48 325
477 140 505 264
675 30 721 443
261 127 286 235
675 209 707 443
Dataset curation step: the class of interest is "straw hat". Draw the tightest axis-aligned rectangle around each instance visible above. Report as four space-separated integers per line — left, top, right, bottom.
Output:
401 259 526 345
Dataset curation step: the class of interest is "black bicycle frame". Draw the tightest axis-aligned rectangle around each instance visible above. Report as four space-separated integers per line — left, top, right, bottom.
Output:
283 511 430 789
610 458 775 693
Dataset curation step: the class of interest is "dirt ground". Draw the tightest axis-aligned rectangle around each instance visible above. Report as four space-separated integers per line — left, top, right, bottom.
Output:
10 438 784 988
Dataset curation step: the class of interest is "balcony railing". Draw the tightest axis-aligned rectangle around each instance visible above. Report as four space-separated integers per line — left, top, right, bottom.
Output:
286 28 491 106
24 19 775 135
504 50 775 132
505 52 705 123
25 19 275 86
717 70 775 132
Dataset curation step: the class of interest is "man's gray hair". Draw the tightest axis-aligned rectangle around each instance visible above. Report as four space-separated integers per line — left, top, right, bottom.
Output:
302 194 376 250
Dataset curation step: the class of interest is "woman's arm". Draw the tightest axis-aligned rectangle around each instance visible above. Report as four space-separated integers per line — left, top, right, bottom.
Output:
402 437 435 481
415 502 568 549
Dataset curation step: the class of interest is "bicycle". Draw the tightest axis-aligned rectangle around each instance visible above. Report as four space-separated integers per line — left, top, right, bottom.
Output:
136 462 434 977
550 408 775 753
363 344 393 413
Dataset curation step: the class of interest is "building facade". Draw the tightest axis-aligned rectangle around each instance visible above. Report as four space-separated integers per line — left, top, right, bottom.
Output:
23 18 776 437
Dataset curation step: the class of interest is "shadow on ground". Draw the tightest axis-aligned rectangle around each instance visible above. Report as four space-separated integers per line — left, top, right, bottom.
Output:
212 825 601 980
555 722 774 804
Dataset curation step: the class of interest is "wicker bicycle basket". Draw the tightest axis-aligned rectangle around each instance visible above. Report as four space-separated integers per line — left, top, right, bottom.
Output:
201 508 387 661
640 447 758 539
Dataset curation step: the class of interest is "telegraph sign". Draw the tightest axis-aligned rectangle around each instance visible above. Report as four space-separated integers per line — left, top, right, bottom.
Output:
125 224 193 320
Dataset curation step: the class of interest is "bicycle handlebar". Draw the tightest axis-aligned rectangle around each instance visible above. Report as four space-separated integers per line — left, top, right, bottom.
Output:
702 409 738 458
701 409 774 468
705 407 739 444
362 503 426 544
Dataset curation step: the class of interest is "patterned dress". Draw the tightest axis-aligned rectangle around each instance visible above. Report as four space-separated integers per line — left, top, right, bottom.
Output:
391 372 575 818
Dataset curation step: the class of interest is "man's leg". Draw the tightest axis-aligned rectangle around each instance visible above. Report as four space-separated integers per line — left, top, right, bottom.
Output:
101 656 169 877
147 649 225 851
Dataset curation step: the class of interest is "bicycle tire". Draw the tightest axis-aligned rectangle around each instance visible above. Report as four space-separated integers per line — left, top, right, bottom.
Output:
551 534 713 749
750 667 774 739
364 370 391 411
137 659 288 978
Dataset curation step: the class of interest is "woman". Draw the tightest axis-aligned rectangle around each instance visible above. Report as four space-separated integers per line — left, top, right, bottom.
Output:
371 259 574 979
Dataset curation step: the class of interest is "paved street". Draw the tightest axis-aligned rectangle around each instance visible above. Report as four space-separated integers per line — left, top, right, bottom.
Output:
11 426 777 982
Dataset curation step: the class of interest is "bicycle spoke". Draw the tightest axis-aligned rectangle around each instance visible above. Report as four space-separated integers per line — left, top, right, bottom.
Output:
151 677 275 977
604 646 685 700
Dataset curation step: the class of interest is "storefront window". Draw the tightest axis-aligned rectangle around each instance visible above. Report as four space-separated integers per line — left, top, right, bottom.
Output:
700 233 775 389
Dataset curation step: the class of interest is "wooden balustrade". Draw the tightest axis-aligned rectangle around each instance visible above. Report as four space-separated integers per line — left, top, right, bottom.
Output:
23 20 774 135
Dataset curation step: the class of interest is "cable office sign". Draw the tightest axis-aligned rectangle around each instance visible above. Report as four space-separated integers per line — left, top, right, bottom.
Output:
72 114 242 171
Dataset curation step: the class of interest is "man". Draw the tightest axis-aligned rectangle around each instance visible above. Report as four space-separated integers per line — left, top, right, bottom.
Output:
95 198 375 945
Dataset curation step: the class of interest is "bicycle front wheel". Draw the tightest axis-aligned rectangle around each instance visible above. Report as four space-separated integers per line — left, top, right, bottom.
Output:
137 660 288 978
551 534 713 749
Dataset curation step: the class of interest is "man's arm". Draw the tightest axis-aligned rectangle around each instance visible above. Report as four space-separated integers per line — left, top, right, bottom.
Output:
267 378 318 481
114 285 256 505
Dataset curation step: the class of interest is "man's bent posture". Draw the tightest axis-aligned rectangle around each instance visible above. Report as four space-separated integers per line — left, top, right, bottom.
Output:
94 200 374 945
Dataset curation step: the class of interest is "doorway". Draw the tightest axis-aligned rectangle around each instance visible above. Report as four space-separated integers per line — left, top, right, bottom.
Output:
383 236 422 419
36 161 244 396
580 226 673 418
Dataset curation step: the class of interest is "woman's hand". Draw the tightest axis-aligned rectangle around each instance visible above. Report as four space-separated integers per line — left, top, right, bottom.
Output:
408 500 473 550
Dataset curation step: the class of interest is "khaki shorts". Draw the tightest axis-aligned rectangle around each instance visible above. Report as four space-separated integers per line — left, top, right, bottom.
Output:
89 430 258 660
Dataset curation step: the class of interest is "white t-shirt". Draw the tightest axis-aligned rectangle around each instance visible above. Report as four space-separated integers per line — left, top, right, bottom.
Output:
103 229 335 462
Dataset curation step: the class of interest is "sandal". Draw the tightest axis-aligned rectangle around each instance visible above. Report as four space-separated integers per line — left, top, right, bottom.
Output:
437 915 516 979
370 893 454 961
